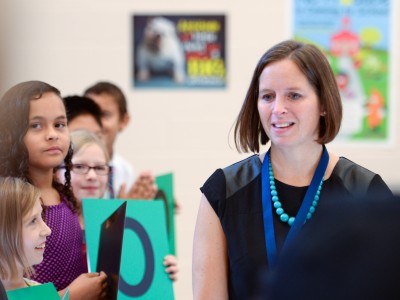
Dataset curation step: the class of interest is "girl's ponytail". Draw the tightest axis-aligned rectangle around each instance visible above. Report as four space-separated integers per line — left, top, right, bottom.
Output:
53 143 79 212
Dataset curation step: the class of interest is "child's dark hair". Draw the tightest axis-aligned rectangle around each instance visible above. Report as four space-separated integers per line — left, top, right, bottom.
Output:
63 95 103 128
0 81 78 212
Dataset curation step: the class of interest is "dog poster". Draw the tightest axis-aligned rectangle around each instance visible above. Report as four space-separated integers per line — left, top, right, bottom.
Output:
133 15 226 89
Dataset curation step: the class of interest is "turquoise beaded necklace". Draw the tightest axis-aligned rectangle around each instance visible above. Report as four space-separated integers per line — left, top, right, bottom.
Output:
268 153 324 226
262 146 329 268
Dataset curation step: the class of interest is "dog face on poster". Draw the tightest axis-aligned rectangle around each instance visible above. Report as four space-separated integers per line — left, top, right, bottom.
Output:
136 17 186 83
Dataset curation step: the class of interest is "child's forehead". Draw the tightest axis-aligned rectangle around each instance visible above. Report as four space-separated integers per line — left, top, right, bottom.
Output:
31 91 62 100
74 143 108 162
29 93 66 113
89 92 117 102
30 92 64 106
69 114 101 128
31 92 64 103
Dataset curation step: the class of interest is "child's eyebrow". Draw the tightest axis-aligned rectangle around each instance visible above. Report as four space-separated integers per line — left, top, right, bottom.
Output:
29 115 67 121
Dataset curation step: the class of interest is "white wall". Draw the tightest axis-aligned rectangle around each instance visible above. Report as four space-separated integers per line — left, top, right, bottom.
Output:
3 1 400 299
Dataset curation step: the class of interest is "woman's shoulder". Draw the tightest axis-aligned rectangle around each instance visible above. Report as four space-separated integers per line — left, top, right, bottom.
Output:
202 154 262 195
334 157 378 180
222 154 261 177
331 157 391 197
222 154 262 194
201 154 262 216
204 155 260 180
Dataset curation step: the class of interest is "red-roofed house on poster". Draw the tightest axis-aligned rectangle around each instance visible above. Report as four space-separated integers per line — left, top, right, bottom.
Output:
330 16 360 56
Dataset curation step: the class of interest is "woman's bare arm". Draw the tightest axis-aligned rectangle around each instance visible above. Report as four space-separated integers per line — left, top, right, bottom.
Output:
192 194 228 300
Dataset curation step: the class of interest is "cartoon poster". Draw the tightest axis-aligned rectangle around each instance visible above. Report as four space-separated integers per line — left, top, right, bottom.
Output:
292 0 392 143
133 15 226 89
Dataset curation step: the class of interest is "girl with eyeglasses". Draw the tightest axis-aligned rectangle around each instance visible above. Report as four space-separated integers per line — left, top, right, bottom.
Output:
58 130 179 281
57 130 111 229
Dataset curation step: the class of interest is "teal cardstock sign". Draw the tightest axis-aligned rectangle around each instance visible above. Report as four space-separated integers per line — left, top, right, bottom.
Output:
83 199 174 299
7 283 62 300
155 173 176 254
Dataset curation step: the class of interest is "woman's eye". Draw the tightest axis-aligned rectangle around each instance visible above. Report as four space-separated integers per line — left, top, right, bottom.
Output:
261 94 273 101
30 217 38 225
289 93 301 100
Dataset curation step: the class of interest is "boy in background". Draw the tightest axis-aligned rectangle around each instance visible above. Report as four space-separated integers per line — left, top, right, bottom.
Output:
84 82 134 196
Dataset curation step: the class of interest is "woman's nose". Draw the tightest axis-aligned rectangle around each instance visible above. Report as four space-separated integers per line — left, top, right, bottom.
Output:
272 96 288 115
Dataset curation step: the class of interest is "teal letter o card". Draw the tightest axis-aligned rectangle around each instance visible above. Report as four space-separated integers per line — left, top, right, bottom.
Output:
83 199 174 299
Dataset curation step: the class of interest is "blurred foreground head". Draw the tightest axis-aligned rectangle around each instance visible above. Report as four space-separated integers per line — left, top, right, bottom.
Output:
258 194 400 300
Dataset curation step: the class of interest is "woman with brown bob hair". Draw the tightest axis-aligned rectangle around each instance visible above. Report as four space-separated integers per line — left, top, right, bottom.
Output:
234 40 342 152
193 40 392 299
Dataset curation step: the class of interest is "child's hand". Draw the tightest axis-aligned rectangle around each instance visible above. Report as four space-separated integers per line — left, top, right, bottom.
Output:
67 271 108 300
174 197 181 214
117 170 157 200
164 254 179 281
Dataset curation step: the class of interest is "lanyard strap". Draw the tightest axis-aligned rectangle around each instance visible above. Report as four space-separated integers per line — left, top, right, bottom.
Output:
261 145 329 269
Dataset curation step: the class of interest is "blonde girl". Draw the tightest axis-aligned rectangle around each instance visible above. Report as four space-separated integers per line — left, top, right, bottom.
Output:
0 177 51 291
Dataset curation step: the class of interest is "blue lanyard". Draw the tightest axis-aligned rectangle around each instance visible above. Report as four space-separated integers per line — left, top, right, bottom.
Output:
261 145 329 269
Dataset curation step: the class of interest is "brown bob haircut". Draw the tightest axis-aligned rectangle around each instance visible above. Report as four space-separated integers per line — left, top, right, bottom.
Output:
0 177 41 280
234 40 342 153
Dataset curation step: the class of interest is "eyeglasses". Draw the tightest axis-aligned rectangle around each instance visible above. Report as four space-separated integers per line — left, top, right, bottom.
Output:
60 164 111 176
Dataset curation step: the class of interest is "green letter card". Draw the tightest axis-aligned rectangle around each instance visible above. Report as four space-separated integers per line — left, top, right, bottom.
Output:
7 282 63 300
155 173 176 254
83 199 174 300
